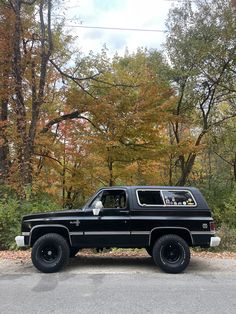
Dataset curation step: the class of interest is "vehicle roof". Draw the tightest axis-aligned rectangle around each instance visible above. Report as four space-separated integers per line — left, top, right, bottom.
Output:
95 186 209 209
98 186 199 191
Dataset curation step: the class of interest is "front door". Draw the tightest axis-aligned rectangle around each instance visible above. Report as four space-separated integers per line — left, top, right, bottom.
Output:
72 188 131 248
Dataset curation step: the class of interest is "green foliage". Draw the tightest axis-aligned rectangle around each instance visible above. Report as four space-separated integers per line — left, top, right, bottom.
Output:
221 187 236 228
194 178 234 227
0 198 21 250
164 0 236 185
216 224 236 252
0 195 59 250
194 179 236 229
197 182 233 226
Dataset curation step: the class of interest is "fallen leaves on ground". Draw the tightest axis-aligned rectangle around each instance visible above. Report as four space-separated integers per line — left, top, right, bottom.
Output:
0 250 30 261
191 251 236 259
0 249 236 261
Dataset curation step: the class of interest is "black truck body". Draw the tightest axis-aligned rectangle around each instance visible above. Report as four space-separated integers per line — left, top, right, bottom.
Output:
16 186 220 273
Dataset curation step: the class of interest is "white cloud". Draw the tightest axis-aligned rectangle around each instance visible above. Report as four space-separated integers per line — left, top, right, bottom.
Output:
64 0 173 56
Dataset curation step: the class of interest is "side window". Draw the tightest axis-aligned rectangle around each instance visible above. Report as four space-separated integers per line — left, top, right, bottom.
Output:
89 190 127 209
137 190 164 206
162 190 196 206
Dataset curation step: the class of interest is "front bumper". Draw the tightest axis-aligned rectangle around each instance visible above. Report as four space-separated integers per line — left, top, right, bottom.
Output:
15 236 27 247
210 236 221 247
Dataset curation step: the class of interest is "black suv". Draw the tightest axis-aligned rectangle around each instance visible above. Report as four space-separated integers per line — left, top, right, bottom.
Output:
15 186 220 274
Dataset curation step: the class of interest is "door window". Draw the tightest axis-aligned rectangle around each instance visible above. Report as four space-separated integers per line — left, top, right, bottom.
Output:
89 189 127 209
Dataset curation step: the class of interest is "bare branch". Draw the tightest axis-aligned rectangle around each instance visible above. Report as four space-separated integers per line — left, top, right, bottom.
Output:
91 77 139 88
210 113 236 128
50 59 139 99
49 59 97 99
40 110 84 133
34 152 73 173
34 151 63 166
22 0 37 4
214 151 234 167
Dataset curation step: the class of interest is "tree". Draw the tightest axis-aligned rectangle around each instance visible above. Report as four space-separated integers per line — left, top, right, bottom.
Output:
34 49 175 206
64 50 174 188
9 0 54 193
0 2 13 184
165 0 236 185
211 117 236 182
0 0 88 196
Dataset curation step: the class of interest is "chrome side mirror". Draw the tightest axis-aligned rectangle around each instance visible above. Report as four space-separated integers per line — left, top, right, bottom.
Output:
93 201 103 216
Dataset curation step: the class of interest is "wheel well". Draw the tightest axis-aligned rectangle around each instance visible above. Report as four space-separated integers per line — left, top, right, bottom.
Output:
149 228 192 248
30 226 71 247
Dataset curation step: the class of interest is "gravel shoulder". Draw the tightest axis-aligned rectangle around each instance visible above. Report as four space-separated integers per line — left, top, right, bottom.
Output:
1 249 236 275
1 249 236 261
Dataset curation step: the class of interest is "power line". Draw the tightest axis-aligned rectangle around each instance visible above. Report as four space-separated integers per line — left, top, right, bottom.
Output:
64 0 190 9
63 25 167 33
164 0 193 2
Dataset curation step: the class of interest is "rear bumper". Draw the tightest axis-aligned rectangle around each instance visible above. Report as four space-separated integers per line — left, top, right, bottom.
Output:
210 236 221 247
15 236 27 247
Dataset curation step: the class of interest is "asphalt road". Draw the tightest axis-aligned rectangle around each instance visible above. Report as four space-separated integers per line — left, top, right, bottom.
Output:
0 255 236 314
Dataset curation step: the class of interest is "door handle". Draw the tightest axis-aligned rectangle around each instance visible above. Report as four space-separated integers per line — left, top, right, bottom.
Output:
120 210 129 213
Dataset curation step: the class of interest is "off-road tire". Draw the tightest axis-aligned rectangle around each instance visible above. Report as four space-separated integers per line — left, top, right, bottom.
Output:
152 234 190 274
31 233 70 273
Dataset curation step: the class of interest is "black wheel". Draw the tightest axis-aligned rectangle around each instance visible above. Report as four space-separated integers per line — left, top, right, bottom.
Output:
70 248 80 258
146 247 153 257
152 234 190 274
31 233 70 273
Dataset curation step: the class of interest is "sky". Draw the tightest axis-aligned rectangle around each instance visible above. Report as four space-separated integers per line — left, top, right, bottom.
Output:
62 0 177 56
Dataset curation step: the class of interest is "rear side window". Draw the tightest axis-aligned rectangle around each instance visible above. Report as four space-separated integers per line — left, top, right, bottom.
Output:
162 190 196 206
136 189 197 207
137 190 164 206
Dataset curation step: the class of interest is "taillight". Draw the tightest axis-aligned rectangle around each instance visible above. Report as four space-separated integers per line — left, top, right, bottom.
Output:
210 221 216 232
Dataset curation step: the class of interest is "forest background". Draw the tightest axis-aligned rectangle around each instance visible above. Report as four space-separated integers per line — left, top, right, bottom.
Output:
0 0 236 250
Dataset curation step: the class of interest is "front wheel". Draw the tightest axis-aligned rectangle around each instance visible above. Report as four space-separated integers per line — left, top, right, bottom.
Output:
152 234 190 274
31 233 70 273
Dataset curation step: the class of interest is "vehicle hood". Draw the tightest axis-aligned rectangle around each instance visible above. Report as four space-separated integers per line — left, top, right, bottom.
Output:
22 208 83 221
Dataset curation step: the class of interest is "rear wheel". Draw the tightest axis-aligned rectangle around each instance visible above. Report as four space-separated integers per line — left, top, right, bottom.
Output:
31 233 70 273
152 234 190 274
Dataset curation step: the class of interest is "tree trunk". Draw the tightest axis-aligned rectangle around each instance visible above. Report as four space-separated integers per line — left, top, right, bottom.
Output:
108 157 114 186
0 99 9 184
0 4 13 185
176 154 197 186
233 153 236 182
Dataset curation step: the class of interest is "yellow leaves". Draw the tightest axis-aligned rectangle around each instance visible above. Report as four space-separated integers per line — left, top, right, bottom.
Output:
4 43 208 198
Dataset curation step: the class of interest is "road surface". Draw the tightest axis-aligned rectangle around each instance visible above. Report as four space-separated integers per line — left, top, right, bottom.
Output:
0 254 236 314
